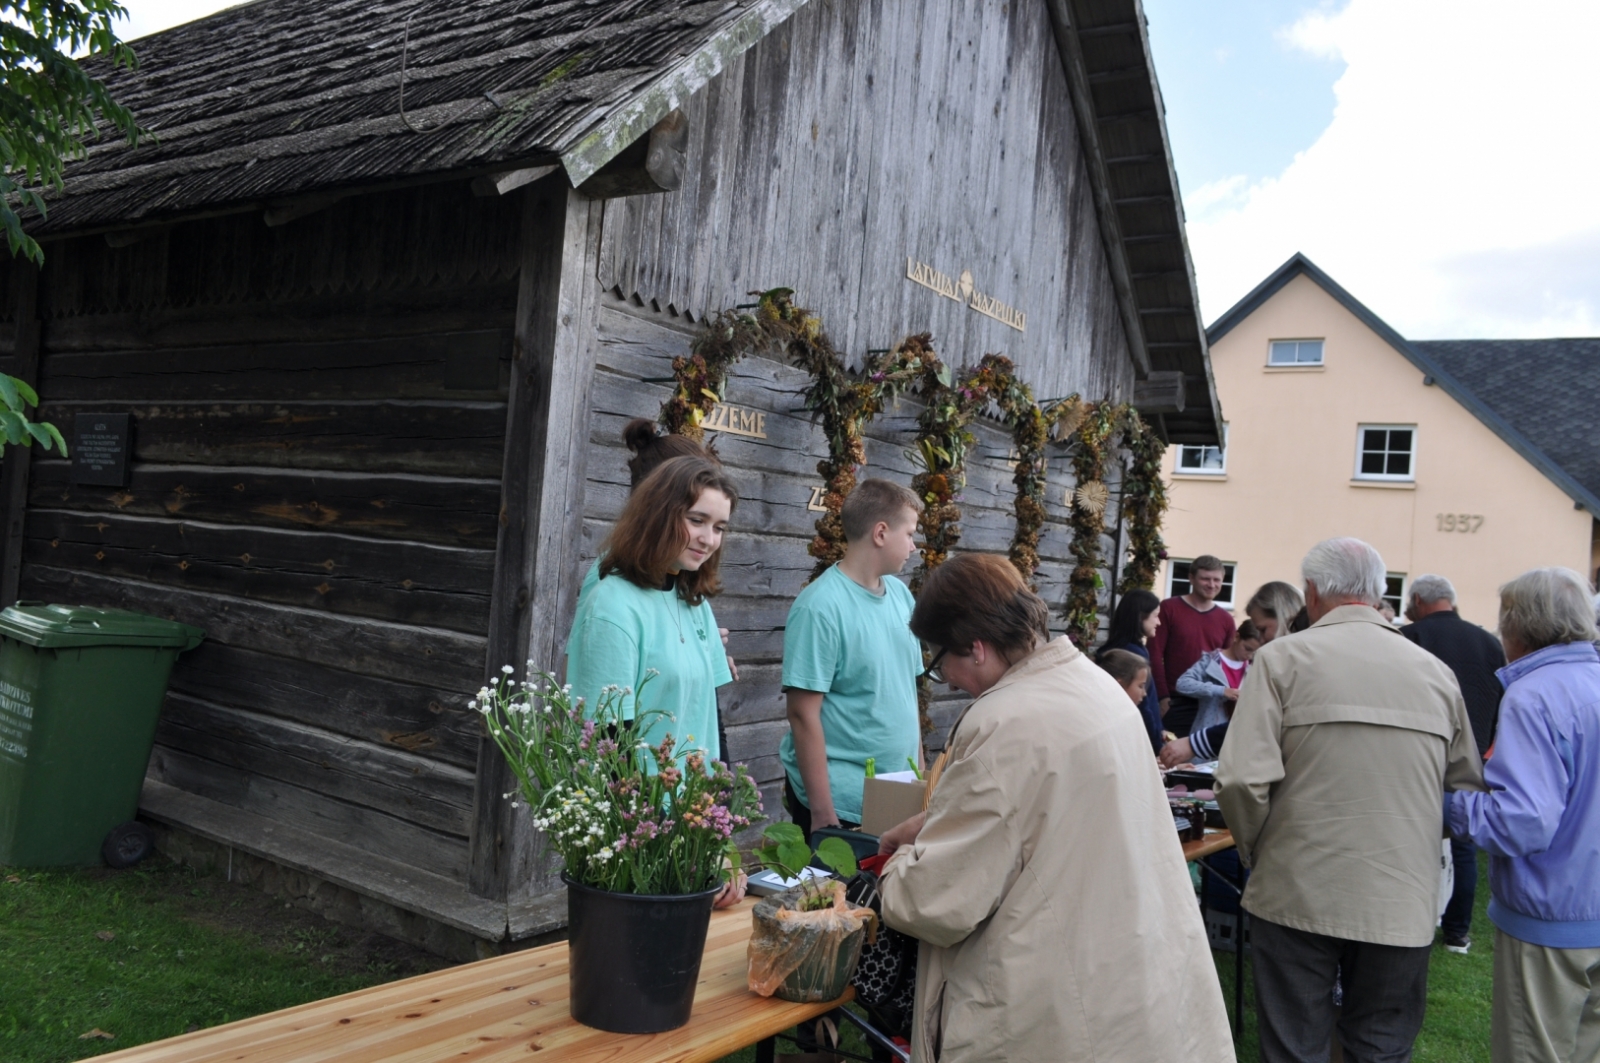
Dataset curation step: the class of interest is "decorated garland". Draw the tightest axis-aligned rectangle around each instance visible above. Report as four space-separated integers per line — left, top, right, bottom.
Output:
663 287 810 439
906 349 990 597
1061 400 1128 649
790 331 928 581
1116 408 1169 594
961 354 1060 586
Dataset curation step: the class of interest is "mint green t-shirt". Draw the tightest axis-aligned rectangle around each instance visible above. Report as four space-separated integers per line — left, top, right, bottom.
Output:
779 565 922 823
565 571 732 764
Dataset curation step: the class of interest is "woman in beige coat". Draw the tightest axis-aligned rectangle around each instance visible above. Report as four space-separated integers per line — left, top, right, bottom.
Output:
878 554 1233 1063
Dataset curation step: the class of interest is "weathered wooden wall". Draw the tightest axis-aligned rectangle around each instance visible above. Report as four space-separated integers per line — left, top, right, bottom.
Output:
597 0 1134 408
579 293 1124 813
13 183 522 887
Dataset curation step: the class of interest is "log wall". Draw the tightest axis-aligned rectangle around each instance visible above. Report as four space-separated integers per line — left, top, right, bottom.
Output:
598 0 1134 408
13 183 523 885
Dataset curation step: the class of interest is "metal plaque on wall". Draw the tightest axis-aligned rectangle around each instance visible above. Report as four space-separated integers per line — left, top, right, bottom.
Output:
72 413 132 487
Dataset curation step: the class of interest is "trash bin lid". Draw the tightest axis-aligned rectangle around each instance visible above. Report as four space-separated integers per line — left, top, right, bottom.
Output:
0 603 205 650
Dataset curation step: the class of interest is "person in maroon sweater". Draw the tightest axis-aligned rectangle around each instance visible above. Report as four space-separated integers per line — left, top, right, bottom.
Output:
1149 554 1237 735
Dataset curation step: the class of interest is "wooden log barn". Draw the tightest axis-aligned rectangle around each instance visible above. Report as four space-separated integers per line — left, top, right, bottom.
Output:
0 0 1220 957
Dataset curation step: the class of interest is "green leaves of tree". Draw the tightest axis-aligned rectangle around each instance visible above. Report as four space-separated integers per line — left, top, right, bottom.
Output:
2 0 146 264
0 372 65 453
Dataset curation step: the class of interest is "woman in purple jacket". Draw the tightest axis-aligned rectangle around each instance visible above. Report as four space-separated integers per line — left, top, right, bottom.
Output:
1448 567 1600 1063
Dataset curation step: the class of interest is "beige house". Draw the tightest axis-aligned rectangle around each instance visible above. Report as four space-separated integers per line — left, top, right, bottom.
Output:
1162 254 1598 627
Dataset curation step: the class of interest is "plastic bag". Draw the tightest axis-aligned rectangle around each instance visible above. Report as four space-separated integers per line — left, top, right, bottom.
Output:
747 880 878 1000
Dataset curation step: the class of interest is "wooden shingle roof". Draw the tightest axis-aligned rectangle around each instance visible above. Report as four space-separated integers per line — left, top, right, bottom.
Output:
32 0 805 236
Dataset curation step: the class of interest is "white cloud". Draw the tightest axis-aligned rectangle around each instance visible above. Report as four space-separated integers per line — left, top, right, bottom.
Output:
1187 0 1600 338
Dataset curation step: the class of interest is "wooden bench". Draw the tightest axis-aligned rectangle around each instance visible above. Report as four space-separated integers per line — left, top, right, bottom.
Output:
93 898 850 1062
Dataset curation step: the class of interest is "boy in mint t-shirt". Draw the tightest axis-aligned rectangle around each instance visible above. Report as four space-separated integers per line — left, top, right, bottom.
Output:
780 478 924 836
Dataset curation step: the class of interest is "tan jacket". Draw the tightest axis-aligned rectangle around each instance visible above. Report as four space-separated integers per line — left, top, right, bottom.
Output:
879 637 1233 1063
1216 605 1486 947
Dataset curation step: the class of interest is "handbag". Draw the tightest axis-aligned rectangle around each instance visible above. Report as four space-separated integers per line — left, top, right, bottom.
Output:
845 858 918 1035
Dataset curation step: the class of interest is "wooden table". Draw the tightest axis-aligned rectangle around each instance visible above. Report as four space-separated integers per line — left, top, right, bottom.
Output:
1183 828 1234 863
92 899 851 1063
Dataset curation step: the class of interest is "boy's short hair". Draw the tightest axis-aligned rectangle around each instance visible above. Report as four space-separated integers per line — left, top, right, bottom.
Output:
1096 648 1150 688
841 478 922 542
1191 554 1225 575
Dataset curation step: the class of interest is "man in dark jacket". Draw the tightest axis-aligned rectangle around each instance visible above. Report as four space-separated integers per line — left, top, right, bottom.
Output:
1400 573 1505 955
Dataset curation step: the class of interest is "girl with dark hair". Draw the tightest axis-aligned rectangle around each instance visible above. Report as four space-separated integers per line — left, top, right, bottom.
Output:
1097 588 1164 753
565 456 739 764
876 554 1231 1060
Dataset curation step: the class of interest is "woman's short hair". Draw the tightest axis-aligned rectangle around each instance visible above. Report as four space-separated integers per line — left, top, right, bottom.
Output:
1301 537 1386 605
910 553 1051 657
1097 648 1150 688
1244 581 1304 639
600 456 739 606
1498 567 1599 652
840 478 923 542
622 418 716 487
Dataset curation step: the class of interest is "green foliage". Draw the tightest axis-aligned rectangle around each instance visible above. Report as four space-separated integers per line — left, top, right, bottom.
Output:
1 0 145 264
753 823 858 910
0 373 65 455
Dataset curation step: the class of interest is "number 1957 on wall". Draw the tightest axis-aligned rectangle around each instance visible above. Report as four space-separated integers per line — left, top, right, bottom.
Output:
1436 513 1484 533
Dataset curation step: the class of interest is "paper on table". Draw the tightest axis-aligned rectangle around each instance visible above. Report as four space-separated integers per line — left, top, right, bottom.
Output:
872 770 920 783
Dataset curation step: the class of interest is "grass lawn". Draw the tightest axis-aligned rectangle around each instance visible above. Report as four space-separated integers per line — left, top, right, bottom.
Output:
0 857 447 1062
1 852 1493 1062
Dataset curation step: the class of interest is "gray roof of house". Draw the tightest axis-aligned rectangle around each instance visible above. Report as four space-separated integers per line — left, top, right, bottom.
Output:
1210 253 1600 515
1413 339 1600 511
29 0 806 236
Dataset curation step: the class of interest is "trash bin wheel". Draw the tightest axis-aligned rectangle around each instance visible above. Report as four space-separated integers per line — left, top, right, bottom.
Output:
102 821 154 869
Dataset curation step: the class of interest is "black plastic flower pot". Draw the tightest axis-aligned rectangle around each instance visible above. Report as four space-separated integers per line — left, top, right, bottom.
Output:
563 872 722 1033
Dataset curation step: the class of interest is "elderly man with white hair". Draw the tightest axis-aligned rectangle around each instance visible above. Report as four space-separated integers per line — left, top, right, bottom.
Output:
1448 567 1600 1063
1399 573 1507 955
1217 538 1484 1063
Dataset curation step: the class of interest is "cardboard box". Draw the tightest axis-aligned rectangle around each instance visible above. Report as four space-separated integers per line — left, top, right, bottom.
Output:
860 770 927 836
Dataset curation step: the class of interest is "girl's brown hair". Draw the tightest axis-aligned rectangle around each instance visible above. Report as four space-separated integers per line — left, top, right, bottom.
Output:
622 418 717 487
1097 648 1151 689
910 553 1051 657
600 455 739 606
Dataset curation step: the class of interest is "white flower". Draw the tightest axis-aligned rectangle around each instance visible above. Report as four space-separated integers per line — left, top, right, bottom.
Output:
501 664 515 675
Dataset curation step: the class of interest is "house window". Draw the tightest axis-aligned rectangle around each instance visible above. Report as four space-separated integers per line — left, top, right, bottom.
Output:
1383 574 1406 617
1176 425 1228 475
1269 339 1324 365
1168 559 1237 607
1356 425 1416 480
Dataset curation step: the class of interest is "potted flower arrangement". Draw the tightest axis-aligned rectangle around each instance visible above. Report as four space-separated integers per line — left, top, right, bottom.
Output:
746 823 878 1003
476 665 761 1034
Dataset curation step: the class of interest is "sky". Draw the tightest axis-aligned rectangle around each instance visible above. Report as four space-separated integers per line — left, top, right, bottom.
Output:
1143 0 1600 339
117 0 1600 339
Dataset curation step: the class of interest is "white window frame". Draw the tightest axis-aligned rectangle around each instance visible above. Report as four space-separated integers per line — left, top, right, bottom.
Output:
1268 338 1325 366
1167 559 1237 608
1354 423 1418 482
1175 424 1229 476
1383 573 1407 617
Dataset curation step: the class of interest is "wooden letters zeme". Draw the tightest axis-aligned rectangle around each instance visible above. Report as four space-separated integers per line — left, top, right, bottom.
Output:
702 403 768 438
906 257 1027 333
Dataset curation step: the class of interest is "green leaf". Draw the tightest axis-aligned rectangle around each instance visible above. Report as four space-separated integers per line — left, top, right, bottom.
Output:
41 421 67 456
10 378 38 408
776 840 811 875
762 822 805 846
935 363 953 388
0 376 19 414
814 837 858 878
0 410 25 445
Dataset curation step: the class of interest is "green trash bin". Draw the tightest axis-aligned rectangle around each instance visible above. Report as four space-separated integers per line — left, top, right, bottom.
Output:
0 603 203 868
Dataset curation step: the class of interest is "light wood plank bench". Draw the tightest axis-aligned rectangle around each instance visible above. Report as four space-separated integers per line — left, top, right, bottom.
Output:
93 898 850 1063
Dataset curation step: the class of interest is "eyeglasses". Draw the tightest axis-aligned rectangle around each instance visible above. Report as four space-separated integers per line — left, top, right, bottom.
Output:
919 647 948 684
